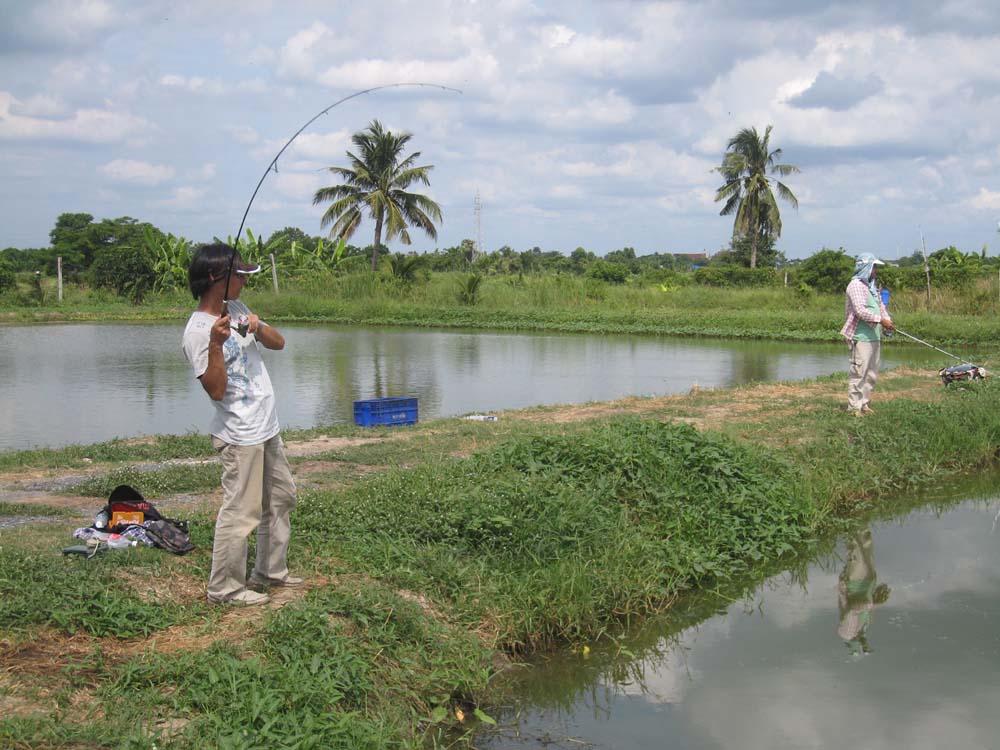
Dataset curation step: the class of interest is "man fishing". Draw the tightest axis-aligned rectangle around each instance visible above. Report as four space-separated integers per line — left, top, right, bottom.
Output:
840 253 895 415
182 244 300 606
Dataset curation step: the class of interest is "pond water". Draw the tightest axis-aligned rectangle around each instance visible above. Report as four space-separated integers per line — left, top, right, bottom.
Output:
478 476 1000 750
0 323 947 451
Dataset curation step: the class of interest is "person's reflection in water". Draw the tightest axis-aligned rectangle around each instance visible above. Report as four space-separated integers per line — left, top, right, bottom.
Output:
837 527 891 656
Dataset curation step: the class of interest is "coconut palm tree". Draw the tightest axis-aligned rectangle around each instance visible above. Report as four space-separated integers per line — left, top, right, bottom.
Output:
313 120 442 272
714 125 799 269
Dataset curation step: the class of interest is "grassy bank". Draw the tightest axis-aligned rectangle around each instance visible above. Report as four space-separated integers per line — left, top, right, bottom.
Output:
3 272 1000 347
2 371 999 747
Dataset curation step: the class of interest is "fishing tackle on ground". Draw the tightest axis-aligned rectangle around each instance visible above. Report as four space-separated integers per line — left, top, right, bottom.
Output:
892 327 987 385
937 363 986 386
221 81 463 313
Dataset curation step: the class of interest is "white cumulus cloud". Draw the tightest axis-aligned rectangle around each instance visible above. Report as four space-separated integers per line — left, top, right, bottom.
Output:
274 171 323 200
0 91 148 142
159 74 224 95
277 21 339 78
100 159 175 185
971 187 1000 212
155 186 207 211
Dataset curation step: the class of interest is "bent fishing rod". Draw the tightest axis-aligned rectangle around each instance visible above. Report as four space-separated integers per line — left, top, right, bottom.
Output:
892 327 973 366
221 81 463 313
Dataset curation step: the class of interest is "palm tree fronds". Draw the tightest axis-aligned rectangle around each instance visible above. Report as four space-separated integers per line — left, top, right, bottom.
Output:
774 180 799 210
713 123 799 268
314 120 442 272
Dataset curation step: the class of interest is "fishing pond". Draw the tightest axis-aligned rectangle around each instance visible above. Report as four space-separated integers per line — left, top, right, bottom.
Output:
0 322 949 451
477 473 1000 750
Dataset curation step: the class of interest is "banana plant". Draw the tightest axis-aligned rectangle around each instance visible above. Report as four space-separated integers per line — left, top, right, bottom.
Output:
277 236 363 275
214 229 271 267
320 236 365 273
147 226 192 292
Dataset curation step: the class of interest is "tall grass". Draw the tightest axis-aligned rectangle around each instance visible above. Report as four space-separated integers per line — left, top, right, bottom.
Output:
5 270 1000 345
240 273 1000 345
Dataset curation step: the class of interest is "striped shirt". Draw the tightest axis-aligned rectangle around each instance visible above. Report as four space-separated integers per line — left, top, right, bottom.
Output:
840 278 889 342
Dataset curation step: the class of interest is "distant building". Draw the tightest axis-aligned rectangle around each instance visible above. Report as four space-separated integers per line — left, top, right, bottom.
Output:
672 252 710 269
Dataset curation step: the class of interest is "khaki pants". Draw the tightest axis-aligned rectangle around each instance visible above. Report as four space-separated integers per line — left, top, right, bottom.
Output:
848 340 881 412
208 434 297 601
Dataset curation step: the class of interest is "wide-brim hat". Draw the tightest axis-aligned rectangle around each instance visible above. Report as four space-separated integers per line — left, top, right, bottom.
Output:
855 253 886 268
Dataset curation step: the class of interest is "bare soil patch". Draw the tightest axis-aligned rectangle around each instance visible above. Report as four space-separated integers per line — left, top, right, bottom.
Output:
512 367 943 430
283 435 390 458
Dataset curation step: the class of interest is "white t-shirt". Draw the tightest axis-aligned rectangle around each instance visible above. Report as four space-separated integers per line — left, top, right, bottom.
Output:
181 300 280 445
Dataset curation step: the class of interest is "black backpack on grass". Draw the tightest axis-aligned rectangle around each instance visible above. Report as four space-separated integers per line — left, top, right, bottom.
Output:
101 484 195 555
102 484 166 531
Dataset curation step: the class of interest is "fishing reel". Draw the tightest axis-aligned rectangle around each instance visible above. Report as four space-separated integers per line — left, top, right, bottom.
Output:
223 300 251 336
234 314 250 337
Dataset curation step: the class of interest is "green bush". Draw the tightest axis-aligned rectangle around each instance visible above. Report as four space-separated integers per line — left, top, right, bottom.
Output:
642 268 691 287
930 264 977 289
795 281 814 301
586 260 629 284
876 264 919 292
89 243 156 303
794 248 854 294
693 265 778 287
0 261 14 294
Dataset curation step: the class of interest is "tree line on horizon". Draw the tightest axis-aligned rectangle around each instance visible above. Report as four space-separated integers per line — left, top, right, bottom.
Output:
0 209 992 302
1 122 995 301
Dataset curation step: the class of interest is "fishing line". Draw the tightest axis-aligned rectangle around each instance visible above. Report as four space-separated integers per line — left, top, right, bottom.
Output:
222 81 463 309
891 327 972 365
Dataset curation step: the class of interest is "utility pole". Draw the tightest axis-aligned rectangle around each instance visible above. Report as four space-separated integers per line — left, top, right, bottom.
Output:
474 189 482 262
919 227 931 308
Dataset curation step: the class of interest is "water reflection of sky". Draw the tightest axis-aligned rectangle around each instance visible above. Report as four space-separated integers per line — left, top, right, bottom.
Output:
1 323 948 450
483 494 1000 750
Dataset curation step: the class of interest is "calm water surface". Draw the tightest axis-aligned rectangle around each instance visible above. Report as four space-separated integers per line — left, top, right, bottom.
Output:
0 323 944 451
480 477 1000 750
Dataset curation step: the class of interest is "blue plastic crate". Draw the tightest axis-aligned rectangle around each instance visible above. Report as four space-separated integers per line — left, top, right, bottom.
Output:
353 397 418 427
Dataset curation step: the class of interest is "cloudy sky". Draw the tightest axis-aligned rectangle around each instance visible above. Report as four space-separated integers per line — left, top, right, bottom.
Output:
2 0 1000 259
